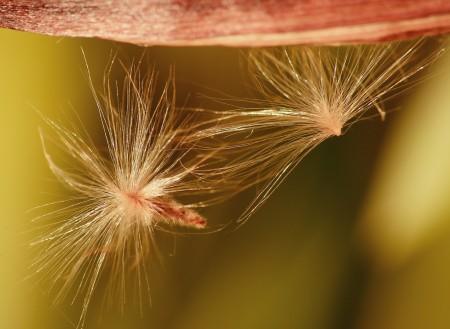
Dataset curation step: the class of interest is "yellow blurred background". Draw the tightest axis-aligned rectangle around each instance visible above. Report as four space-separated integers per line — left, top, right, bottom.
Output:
1 28 450 329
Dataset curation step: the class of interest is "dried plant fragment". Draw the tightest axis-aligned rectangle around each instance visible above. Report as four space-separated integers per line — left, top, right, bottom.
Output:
193 38 445 224
31 61 226 327
1 1 450 46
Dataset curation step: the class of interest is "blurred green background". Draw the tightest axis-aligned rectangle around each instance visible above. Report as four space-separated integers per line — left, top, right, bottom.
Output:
1 28 450 329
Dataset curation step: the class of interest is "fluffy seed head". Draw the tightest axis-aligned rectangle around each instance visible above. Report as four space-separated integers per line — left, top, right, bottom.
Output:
32 60 222 327
193 38 445 224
